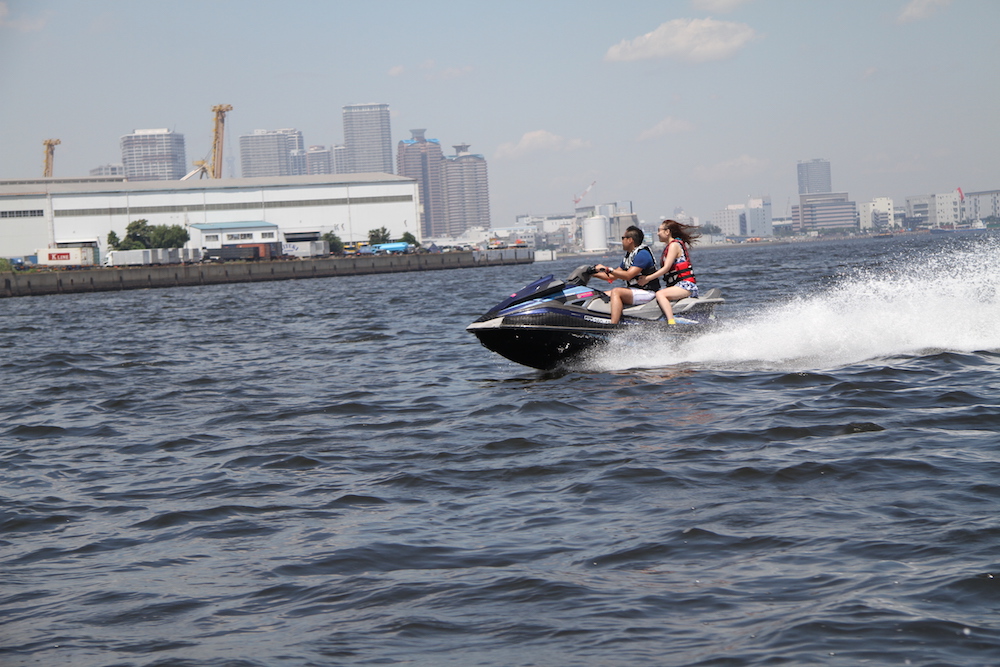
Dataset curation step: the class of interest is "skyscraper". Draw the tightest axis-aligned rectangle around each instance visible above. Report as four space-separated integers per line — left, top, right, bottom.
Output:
797 158 832 194
342 103 393 174
444 143 490 236
239 129 306 178
120 129 187 181
397 129 446 237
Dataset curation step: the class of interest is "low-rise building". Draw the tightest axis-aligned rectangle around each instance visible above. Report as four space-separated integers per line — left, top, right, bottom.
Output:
713 196 773 237
961 189 1000 223
793 192 858 232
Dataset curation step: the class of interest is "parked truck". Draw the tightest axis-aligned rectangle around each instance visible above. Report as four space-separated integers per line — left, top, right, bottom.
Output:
104 248 204 266
282 240 330 258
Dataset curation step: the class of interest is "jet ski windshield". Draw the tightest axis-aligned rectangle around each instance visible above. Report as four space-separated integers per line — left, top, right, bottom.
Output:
484 275 566 317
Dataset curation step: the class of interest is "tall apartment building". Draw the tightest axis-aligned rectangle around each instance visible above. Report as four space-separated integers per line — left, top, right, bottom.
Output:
397 129 446 237
290 149 306 177
120 129 187 181
342 103 393 174
239 129 306 178
332 145 349 174
444 143 490 236
305 146 333 175
797 158 832 194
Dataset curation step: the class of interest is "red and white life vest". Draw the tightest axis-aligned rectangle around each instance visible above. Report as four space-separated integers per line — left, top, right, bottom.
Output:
661 239 696 287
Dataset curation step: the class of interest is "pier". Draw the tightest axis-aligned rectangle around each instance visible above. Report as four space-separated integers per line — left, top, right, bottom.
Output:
0 249 533 299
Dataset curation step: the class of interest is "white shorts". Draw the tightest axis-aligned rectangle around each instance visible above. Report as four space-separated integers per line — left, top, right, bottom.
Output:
627 287 656 304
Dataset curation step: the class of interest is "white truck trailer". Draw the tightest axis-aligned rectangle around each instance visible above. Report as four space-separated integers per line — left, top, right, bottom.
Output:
35 247 99 266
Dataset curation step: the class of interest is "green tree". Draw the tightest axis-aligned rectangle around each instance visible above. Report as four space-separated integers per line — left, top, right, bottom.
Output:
701 223 722 235
368 226 391 245
400 231 420 248
148 224 189 248
108 220 189 250
123 219 153 248
322 231 344 254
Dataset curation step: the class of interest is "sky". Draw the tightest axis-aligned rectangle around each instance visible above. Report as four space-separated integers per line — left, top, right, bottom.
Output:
1 0 997 227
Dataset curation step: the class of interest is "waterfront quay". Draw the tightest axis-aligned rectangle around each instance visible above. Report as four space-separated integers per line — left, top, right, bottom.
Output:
0 249 533 299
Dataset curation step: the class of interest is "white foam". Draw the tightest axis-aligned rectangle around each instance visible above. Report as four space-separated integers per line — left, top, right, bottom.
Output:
589 237 1000 372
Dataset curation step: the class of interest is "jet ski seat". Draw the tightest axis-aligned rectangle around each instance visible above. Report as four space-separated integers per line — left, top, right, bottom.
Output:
586 299 665 320
585 287 724 320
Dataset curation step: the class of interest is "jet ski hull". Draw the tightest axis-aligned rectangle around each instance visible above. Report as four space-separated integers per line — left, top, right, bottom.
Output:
468 321 611 370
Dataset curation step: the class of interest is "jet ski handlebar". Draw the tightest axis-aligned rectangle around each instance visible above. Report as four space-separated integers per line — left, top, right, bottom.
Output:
566 264 599 286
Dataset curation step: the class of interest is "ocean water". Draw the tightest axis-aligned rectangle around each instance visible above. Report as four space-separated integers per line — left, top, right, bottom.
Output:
2 232 999 666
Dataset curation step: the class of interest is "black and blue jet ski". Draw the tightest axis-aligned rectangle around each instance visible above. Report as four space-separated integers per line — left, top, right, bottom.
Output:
467 265 724 370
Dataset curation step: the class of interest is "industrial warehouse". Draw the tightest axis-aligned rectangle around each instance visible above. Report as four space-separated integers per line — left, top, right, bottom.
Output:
0 173 422 260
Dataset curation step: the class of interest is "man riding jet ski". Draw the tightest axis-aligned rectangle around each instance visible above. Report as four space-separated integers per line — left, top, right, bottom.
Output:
466 263 723 370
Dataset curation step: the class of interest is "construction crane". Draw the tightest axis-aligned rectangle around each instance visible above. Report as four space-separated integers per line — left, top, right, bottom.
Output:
573 180 596 206
182 104 233 180
43 139 61 177
208 104 232 178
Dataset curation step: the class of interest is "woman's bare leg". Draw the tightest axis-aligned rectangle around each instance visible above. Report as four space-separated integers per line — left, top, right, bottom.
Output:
655 286 691 323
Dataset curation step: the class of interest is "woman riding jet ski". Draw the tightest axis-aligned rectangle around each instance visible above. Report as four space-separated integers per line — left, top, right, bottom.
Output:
466 263 723 370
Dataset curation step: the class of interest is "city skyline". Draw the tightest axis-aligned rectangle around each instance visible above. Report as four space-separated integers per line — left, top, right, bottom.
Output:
1 0 997 227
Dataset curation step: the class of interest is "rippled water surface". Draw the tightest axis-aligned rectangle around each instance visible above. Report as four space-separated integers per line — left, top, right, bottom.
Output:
3 233 1000 666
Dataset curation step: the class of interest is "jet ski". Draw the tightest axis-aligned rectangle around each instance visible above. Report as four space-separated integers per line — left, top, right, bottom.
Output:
467 265 724 370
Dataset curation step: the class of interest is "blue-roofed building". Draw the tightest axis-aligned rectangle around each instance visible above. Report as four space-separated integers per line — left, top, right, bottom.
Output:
189 221 280 249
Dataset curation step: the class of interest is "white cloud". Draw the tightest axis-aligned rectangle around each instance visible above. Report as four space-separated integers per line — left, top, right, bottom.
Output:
389 60 472 80
691 0 752 13
693 154 767 181
637 117 696 141
494 130 590 160
0 1 52 31
605 18 757 63
426 65 473 81
897 0 953 23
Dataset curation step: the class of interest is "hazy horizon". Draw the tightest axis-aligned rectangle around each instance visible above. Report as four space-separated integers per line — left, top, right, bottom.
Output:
2 0 997 226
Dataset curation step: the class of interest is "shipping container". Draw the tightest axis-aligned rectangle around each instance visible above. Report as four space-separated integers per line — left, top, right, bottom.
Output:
235 242 282 260
207 247 258 261
35 247 98 266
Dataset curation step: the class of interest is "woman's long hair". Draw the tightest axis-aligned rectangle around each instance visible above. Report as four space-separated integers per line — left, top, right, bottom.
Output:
663 219 700 246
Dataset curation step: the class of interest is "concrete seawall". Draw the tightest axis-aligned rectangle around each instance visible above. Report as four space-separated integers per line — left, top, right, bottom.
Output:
1 249 534 299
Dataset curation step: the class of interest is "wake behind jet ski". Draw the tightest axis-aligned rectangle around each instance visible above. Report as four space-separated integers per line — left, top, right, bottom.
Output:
467 265 724 370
